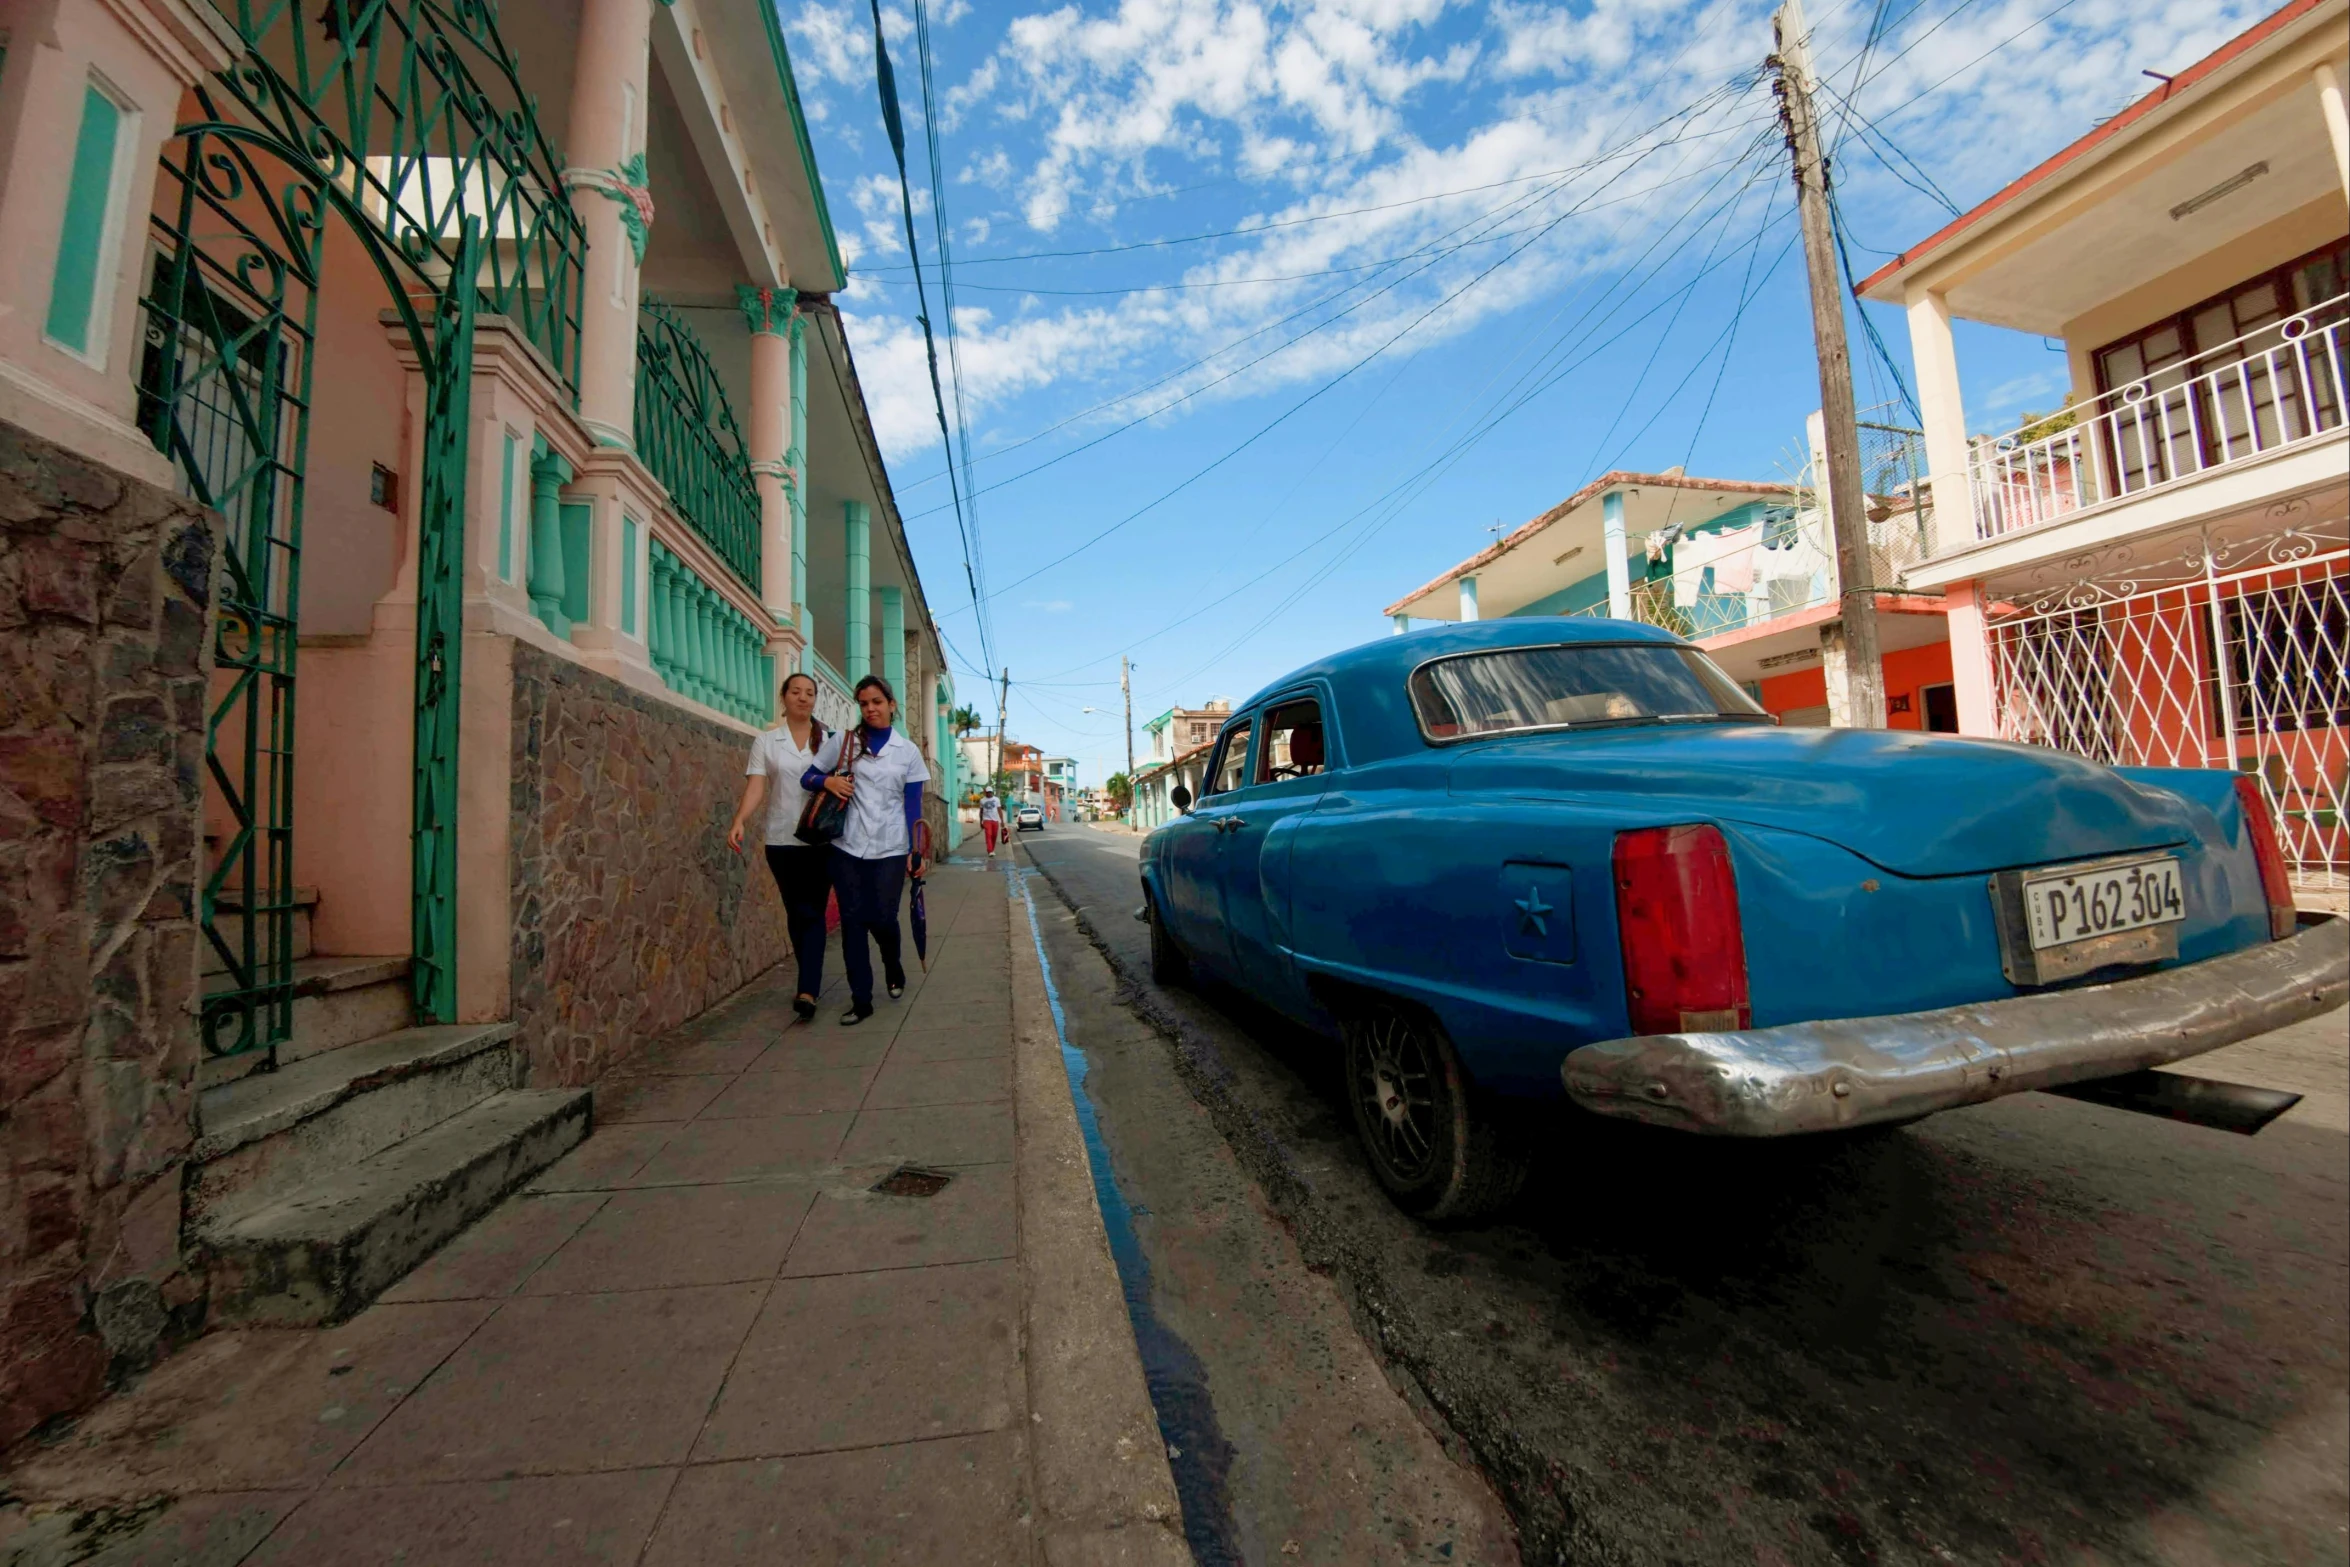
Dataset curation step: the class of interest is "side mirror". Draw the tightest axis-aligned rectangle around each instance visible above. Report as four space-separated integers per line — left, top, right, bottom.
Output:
1170 785 1194 813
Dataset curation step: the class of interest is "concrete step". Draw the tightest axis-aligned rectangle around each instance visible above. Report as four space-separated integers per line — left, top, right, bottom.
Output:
282 955 412 1063
204 1088 591 1326
201 885 318 977
190 1023 520 1229
196 955 412 1062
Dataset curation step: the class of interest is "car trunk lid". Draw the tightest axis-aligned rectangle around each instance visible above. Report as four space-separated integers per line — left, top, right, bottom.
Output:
1446 725 2199 878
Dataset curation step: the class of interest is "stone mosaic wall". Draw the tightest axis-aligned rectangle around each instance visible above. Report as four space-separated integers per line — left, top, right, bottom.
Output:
509 643 791 1084
0 420 215 1448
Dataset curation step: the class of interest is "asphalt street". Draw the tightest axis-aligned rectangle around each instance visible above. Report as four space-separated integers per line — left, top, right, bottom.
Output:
1014 821 2350 1567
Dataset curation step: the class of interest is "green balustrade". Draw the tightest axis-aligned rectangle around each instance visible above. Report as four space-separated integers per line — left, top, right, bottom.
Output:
636 297 761 592
647 538 773 725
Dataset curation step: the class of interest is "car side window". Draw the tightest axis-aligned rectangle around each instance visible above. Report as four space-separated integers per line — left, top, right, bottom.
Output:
1207 720 1253 796
1255 698 1327 783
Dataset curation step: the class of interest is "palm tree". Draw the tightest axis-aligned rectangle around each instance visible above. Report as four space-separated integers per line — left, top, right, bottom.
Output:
949 704 983 739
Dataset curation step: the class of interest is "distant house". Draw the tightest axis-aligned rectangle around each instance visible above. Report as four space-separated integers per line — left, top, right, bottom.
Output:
1381 467 1961 731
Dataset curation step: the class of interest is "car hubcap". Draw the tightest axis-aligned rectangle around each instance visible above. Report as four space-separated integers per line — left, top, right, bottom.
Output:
1356 1015 1438 1179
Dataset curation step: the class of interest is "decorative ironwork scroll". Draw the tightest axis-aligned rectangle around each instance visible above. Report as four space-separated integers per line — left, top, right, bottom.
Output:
636 296 763 590
145 0 574 1052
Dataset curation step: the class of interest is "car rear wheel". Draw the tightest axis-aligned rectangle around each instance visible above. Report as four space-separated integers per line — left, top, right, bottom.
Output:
1146 891 1191 988
1344 1005 1526 1223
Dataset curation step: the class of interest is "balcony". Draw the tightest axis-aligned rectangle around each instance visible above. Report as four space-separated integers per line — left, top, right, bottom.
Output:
635 298 762 591
1965 294 2349 546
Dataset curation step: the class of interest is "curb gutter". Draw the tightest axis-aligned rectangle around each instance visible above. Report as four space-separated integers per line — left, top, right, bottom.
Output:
1008 874 1192 1566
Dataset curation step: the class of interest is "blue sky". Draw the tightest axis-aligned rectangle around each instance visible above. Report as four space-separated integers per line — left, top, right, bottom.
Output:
781 0 2273 785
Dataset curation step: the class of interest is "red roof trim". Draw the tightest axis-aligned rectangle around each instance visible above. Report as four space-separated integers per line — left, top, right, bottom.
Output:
1855 0 2328 299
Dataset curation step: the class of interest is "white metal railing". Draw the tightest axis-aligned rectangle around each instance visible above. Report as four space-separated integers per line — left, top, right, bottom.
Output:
1563 500 1933 642
1969 294 2350 544
800 645 857 732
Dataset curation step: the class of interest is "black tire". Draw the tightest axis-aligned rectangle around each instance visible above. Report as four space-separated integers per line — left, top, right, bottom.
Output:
1147 890 1191 988
1343 1005 1527 1223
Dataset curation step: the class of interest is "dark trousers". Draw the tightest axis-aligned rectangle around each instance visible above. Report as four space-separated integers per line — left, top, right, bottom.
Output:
830 848 907 1005
764 845 831 1000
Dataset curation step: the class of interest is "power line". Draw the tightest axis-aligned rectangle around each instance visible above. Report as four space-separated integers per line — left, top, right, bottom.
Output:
854 142 1751 272
962 111 1777 614
880 108 1775 508
865 0 987 670
910 0 994 677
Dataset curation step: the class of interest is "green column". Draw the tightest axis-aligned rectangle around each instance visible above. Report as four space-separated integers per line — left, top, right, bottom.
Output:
693 582 715 706
844 500 871 681
527 441 572 636
650 550 674 683
789 315 809 620
879 585 905 698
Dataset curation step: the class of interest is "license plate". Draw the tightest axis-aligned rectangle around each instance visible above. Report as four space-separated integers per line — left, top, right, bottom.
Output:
2022 855 2185 951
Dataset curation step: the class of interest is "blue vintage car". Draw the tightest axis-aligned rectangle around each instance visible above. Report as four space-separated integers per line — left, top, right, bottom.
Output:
1137 619 2345 1220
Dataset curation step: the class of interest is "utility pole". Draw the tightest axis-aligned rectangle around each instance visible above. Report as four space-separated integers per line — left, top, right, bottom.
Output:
1120 656 1134 822
1771 0 1887 729
994 666 1009 798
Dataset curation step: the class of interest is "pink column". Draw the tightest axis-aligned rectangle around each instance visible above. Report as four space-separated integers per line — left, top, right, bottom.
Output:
564 0 654 449
1944 579 1997 737
739 284 796 627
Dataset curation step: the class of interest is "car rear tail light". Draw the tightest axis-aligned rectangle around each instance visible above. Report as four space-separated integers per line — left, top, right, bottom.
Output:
1613 824 1751 1035
2233 776 2296 941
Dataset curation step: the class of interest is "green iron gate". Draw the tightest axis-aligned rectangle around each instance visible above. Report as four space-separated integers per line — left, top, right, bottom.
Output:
140 0 584 1054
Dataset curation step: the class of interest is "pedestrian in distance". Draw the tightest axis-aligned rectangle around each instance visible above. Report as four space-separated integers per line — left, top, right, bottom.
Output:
804 674 929 1025
728 671 830 1022
979 787 1003 858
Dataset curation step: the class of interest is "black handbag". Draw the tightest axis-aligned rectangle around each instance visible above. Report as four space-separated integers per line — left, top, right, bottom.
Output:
794 726 859 846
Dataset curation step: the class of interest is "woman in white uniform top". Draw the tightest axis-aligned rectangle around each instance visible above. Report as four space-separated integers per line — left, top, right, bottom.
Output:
728 672 828 1021
803 675 929 1024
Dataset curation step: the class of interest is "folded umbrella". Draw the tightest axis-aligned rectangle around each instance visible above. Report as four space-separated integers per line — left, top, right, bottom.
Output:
909 820 930 971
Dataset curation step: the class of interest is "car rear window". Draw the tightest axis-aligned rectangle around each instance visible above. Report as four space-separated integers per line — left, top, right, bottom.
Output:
1408 643 1765 741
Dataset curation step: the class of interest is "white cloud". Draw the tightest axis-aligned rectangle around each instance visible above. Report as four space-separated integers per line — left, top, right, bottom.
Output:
823 0 2275 467
1023 598 1076 611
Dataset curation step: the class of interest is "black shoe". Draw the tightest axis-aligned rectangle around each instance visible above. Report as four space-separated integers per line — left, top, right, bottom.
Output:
793 994 816 1022
841 1001 874 1025
886 974 906 1001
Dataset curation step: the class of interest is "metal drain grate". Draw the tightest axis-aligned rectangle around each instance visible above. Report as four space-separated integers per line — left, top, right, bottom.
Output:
871 1166 954 1198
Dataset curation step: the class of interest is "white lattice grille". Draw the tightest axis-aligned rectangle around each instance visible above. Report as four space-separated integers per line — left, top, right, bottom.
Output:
1986 548 2347 891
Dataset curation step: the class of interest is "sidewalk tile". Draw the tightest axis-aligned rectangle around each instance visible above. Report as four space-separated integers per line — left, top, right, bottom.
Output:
693 1262 1019 1461
526 1125 675 1193
748 1034 892 1071
700 1066 872 1119
383 1193 608 1303
11 1491 302 1567
642 1435 1027 1567
594 1074 733 1125
523 1184 815 1295
840 1103 1013 1167
339 1283 767 1482
631 1114 853 1185
864 1055 1011 1109
3 1302 494 1497
613 1039 768 1078
250 1470 675 1565
885 1025 1012 1063
781 1164 1014 1278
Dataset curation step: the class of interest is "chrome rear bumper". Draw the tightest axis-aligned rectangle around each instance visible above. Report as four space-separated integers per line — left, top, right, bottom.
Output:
1560 915 2347 1136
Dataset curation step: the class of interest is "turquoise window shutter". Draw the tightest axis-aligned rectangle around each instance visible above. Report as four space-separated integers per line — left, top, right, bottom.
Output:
620 515 639 636
48 84 124 354
558 501 592 632
497 432 518 581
